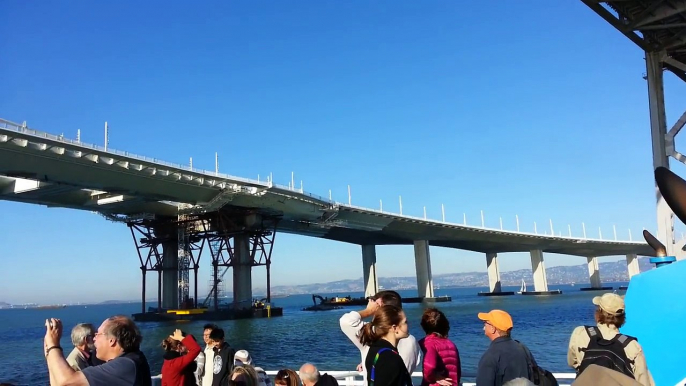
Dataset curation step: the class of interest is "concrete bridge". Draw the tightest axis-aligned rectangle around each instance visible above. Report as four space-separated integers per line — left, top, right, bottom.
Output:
0 118 652 309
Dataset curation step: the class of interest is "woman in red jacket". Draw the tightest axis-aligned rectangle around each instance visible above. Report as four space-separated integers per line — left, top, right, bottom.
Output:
161 328 202 386
418 308 461 386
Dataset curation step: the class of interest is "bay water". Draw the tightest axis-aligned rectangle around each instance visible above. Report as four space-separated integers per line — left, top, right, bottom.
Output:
0 284 625 385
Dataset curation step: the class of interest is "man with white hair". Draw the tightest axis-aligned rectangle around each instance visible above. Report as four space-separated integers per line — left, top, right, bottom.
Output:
66 323 96 371
299 363 338 386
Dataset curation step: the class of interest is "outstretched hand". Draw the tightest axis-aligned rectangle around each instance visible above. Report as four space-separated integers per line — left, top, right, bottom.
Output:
44 318 62 354
170 329 185 341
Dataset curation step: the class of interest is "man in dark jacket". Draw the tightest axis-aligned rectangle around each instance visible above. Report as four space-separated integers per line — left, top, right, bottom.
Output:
210 328 235 386
476 310 531 386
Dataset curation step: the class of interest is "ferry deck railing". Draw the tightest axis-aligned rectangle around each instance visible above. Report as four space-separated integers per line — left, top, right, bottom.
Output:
151 370 577 386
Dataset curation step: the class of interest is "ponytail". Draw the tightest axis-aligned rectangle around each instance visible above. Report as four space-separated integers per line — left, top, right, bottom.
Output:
359 322 379 346
358 305 404 346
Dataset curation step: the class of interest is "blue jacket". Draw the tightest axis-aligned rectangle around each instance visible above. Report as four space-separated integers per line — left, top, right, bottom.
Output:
476 337 531 386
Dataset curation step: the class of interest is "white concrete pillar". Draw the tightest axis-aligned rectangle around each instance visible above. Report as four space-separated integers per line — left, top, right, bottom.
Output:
626 253 640 278
486 252 501 293
362 245 379 298
162 241 179 310
413 240 435 298
587 256 601 288
529 249 549 292
232 234 252 309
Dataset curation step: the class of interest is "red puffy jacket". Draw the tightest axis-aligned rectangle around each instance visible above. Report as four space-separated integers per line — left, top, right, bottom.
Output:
419 334 461 386
161 335 202 386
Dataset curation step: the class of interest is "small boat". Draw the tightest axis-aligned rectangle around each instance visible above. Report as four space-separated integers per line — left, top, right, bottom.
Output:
302 295 342 312
517 279 527 294
322 295 368 306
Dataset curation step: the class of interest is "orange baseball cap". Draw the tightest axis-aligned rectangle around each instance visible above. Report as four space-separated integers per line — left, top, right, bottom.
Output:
478 309 513 331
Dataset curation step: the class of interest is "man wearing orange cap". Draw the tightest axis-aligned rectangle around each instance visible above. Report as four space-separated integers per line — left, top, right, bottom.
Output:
567 293 654 386
476 309 531 386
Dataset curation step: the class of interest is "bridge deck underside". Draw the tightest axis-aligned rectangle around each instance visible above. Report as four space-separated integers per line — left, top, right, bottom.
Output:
0 125 653 257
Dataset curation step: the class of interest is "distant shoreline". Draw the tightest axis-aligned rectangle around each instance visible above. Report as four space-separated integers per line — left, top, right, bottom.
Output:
0 280 631 308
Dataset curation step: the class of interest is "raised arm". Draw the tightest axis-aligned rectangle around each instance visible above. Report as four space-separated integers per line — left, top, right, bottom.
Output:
45 319 89 386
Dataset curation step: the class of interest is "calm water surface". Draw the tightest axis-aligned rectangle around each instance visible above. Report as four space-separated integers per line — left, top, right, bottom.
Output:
0 285 626 385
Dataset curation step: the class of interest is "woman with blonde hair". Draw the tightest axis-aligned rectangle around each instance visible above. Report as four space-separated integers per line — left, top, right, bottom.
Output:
358 305 412 386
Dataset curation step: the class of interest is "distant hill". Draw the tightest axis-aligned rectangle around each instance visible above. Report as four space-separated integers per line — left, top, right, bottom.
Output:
254 257 653 296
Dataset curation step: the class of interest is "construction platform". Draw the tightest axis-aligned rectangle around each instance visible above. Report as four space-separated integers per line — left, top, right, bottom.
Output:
477 291 516 297
403 295 452 303
521 290 563 296
579 286 614 291
132 306 283 322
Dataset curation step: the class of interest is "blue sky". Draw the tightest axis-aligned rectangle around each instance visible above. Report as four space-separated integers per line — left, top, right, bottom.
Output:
1 1 684 304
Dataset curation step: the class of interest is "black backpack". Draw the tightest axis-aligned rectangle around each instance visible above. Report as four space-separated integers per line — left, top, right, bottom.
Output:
516 341 559 386
577 326 636 379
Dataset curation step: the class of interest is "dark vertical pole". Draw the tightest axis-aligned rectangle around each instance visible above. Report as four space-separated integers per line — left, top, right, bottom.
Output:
266 262 271 304
213 263 219 311
141 269 146 313
194 266 199 309
157 270 162 312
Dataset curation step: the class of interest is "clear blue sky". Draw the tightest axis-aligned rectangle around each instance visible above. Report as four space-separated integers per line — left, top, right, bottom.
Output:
1 1 684 304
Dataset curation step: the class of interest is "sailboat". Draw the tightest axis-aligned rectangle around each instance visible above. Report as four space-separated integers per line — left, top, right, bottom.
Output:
517 279 527 294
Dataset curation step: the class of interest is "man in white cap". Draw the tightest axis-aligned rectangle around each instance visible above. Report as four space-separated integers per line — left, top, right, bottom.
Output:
567 293 654 386
233 349 272 386
234 349 253 367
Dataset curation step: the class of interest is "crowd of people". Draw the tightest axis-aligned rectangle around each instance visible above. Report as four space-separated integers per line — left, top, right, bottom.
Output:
27 290 654 386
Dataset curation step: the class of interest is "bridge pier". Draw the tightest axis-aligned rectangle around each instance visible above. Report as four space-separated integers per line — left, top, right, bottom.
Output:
580 256 611 291
162 240 179 310
524 249 561 295
413 240 435 299
361 245 378 298
477 252 515 296
233 234 253 309
626 253 640 278
486 252 502 293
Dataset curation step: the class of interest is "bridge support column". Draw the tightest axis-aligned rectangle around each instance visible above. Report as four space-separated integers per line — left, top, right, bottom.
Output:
233 234 252 309
362 245 378 298
529 249 551 293
414 240 435 299
162 241 179 310
477 252 515 296
579 256 612 291
626 253 640 278
486 253 502 293
588 256 601 288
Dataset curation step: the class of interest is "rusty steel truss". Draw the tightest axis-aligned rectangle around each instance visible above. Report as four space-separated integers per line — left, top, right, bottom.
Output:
127 208 280 312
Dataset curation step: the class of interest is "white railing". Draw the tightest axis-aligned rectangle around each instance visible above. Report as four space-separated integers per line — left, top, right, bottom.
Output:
151 370 577 386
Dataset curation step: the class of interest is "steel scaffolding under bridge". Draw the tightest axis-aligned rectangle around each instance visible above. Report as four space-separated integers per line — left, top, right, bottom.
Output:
583 0 686 257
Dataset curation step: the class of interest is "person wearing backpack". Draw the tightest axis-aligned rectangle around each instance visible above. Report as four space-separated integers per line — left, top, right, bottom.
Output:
358 305 413 386
567 293 654 386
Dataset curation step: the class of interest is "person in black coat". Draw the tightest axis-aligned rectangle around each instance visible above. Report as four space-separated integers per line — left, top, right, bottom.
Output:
209 328 236 386
359 305 413 386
